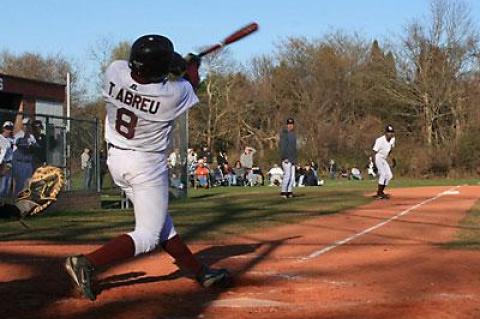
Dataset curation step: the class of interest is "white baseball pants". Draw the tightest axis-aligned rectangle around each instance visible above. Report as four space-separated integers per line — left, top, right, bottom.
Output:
281 160 295 193
375 155 393 186
107 147 177 256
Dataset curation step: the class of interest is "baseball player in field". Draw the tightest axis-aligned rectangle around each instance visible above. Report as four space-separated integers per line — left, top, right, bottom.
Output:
64 35 231 300
372 125 396 199
280 117 297 198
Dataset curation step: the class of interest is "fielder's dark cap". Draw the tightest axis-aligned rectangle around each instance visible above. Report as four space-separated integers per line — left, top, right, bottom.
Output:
286 118 294 124
385 125 395 133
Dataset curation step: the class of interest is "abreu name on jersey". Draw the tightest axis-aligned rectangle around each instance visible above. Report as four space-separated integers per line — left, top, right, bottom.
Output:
107 81 160 115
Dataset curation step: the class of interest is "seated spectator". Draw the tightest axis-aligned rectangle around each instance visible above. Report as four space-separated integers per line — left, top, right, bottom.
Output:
252 167 264 186
340 167 349 179
246 168 259 186
268 164 283 186
222 163 236 186
232 160 246 186
351 167 362 180
194 160 210 188
170 173 184 189
303 163 319 186
296 165 306 187
212 164 227 186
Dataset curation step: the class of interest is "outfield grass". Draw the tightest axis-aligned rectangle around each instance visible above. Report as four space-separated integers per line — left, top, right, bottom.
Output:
1 177 478 243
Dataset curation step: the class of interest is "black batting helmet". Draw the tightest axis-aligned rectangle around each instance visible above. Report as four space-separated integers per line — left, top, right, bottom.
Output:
129 35 174 83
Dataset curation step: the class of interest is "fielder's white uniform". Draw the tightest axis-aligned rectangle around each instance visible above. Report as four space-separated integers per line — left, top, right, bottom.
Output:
373 135 395 186
103 60 198 256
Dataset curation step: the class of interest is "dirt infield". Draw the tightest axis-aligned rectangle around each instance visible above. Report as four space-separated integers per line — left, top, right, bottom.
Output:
1 186 480 319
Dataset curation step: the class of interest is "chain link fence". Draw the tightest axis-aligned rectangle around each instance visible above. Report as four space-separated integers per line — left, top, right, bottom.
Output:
0 108 100 203
0 107 189 207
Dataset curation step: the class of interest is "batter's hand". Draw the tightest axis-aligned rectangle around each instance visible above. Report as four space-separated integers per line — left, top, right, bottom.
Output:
169 52 187 76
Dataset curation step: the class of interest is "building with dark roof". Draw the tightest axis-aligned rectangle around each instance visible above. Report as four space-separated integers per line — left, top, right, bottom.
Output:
0 73 65 124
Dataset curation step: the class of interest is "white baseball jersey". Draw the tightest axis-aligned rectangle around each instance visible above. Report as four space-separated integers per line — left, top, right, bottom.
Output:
373 135 395 159
103 60 199 152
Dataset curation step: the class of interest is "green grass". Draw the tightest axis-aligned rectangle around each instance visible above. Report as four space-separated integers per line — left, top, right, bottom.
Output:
444 200 480 250
1 177 478 243
0 185 372 243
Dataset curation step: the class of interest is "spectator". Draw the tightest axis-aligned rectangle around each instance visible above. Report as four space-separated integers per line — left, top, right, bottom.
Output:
216 150 228 166
12 118 37 195
187 148 197 166
245 168 257 186
194 160 210 188
81 148 93 191
99 149 108 189
280 118 297 198
328 159 337 180
232 160 246 186
351 167 362 180
367 156 376 179
240 146 256 169
212 164 226 186
168 148 179 168
0 121 14 198
31 120 47 170
296 165 306 187
222 163 236 186
170 173 184 190
198 146 213 164
267 163 283 186
303 163 319 186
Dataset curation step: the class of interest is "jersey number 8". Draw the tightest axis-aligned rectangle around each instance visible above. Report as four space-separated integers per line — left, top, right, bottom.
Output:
115 108 138 139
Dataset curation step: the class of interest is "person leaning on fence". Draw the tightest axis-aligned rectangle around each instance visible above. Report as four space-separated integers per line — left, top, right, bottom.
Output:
81 148 93 191
0 121 14 199
12 118 37 195
31 120 47 170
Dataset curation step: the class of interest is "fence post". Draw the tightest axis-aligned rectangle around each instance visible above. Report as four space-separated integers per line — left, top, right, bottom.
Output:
95 117 101 193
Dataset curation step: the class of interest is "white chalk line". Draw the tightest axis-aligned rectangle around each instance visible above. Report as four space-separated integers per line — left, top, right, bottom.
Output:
300 185 461 261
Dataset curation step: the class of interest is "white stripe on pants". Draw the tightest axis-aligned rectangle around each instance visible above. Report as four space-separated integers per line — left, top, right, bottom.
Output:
281 160 295 193
375 155 393 186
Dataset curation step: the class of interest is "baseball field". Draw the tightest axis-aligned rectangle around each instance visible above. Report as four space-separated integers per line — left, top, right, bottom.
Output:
1 179 480 319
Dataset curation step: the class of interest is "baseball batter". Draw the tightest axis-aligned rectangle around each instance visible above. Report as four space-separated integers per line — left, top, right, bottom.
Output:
65 35 231 301
372 125 396 199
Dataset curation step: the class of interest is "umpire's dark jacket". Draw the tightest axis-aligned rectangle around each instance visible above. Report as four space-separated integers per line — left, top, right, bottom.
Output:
280 129 297 164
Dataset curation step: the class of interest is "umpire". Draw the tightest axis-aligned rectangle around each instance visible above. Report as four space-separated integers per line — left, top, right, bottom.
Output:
280 117 297 199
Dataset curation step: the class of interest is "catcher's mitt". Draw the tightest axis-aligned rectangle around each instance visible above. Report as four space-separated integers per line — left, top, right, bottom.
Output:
15 165 64 218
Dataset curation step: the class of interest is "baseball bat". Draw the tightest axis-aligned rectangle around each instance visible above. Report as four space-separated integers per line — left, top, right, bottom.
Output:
198 22 259 57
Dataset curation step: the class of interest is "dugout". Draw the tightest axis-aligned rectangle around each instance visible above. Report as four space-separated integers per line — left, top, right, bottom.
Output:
0 73 65 123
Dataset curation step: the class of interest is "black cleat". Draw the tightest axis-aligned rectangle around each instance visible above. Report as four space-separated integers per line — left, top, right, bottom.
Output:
65 255 96 301
196 265 232 288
